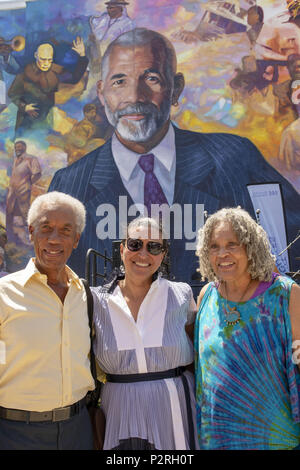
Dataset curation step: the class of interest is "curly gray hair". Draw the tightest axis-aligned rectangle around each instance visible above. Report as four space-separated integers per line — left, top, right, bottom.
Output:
27 191 86 234
196 207 276 282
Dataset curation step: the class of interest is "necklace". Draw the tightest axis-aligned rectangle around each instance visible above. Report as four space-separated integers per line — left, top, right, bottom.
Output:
222 279 253 326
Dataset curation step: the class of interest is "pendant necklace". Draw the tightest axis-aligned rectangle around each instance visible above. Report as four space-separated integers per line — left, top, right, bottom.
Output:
223 279 253 326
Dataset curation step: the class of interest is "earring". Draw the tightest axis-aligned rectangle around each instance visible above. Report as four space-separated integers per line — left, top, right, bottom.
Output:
119 262 125 275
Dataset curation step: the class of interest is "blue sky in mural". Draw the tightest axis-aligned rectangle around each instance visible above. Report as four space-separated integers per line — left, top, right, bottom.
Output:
23 0 89 63
0 5 25 37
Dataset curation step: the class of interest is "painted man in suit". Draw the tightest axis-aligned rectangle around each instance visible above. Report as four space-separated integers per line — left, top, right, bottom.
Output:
49 28 300 290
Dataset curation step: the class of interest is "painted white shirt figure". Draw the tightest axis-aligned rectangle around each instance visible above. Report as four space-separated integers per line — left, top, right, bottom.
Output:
90 7 135 44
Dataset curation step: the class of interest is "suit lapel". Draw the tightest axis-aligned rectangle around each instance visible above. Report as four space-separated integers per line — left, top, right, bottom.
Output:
173 126 220 213
86 140 134 227
86 127 221 219
77 127 222 283
84 127 221 242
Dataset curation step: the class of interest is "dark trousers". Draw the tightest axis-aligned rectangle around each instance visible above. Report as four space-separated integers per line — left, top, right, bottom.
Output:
0 406 93 450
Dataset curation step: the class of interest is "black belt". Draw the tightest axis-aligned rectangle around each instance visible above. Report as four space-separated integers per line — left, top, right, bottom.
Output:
106 366 186 383
106 366 196 450
0 397 86 423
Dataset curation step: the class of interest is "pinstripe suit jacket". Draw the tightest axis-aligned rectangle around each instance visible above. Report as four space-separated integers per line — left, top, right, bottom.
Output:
48 126 300 287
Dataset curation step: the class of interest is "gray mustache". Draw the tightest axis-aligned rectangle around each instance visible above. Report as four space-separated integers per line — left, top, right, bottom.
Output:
115 103 159 119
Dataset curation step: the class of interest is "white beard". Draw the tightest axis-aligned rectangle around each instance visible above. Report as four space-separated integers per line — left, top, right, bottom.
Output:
103 99 171 143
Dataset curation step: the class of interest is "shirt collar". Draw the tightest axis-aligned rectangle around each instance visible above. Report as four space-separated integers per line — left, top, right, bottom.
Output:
107 9 128 23
111 273 163 302
111 123 176 182
14 154 26 164
21 258 82 290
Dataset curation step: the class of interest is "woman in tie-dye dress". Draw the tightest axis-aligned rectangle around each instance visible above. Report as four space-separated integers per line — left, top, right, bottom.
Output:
194 207 300 450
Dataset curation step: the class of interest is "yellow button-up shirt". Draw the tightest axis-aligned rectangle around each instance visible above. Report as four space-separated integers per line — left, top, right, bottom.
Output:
0 259 94 412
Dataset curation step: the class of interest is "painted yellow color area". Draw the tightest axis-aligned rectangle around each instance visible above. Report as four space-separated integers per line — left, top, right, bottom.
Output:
52 107 76 134
55 71 89 104
173 6 195 23
0 212 5 228
0 170 10 190
177 108 285 163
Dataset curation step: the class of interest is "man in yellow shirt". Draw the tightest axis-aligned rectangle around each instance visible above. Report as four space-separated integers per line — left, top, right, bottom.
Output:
0 191 95 450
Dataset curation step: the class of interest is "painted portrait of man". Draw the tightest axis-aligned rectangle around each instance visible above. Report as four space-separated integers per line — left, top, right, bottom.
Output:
49 28 300 288
0 0 299 285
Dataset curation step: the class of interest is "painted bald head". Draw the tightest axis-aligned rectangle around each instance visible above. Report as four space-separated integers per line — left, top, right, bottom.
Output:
35 43 54 72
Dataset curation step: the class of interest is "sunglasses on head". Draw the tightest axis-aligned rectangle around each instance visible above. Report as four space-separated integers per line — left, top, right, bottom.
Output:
125 238 166 255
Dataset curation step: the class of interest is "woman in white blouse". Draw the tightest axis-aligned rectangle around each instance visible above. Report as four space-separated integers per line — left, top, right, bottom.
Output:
91 216 199 450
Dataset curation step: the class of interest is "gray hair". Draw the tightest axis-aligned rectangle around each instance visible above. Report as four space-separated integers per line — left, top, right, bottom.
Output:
101 28 177 84
196 207 276 282
27 191 86 234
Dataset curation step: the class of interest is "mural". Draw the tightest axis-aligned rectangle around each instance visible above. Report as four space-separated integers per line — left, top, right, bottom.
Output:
0 0 300 288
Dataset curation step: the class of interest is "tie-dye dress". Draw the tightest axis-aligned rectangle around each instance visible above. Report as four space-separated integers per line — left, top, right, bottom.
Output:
194 275 300 449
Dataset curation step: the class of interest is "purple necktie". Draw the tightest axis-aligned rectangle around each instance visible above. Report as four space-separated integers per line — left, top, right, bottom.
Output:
138 154 168 216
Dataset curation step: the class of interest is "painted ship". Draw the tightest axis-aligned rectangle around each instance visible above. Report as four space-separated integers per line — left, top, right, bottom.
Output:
199 0 257 34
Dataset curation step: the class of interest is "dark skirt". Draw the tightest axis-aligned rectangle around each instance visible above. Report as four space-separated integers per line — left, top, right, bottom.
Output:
112 438 157 450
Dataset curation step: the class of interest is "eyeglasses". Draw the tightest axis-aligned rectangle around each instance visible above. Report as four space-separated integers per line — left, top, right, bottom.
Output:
126 238 166 255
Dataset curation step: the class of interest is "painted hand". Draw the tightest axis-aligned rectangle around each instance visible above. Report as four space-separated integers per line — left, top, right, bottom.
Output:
25 103 39 118
72 36 85 57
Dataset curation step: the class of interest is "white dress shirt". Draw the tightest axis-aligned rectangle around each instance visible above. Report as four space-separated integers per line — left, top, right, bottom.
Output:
111 124 176 210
